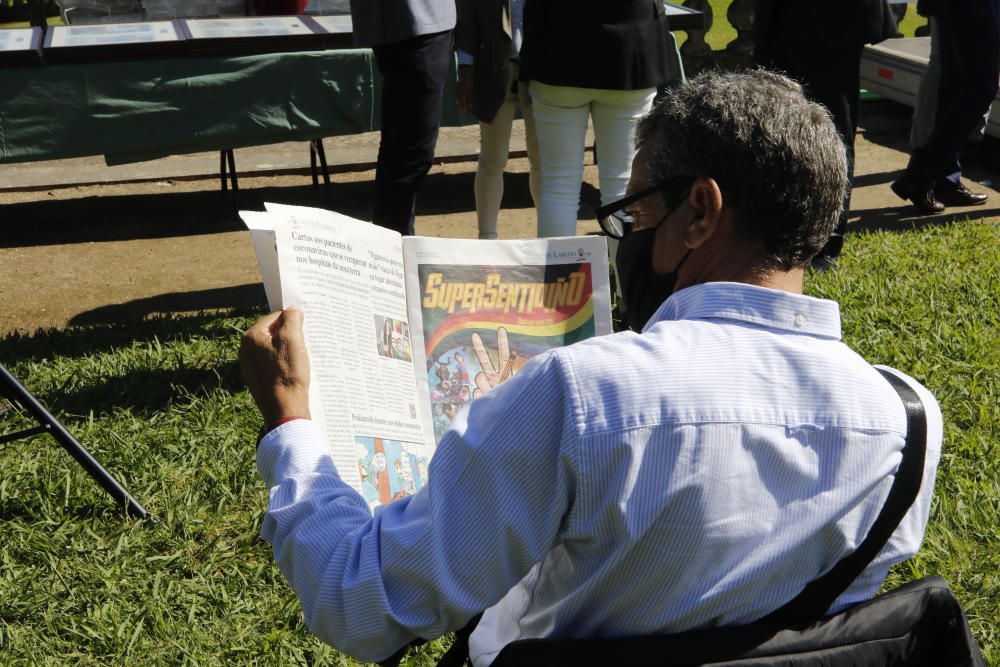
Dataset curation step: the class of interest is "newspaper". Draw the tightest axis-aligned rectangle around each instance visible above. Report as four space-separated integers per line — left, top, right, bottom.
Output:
242 204 612 511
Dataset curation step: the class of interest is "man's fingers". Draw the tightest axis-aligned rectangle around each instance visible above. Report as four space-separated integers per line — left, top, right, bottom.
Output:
273 307 305 345
249 309 282 335
241 310 283 357
272 307 310 376
279 305 304 328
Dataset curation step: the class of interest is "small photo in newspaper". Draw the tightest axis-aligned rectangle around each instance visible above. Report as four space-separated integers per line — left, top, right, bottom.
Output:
374 315 413 362
355 436 430 511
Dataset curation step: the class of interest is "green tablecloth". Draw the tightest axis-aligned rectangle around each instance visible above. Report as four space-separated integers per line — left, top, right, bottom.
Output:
0 48 471 166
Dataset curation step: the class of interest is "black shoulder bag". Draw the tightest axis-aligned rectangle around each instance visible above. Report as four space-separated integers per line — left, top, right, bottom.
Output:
474 370 986 667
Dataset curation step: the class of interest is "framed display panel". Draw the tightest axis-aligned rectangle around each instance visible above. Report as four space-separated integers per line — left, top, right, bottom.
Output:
301 15 352 49
179 16 327 56
663 2 704 31
42 21 187 63
0 27 43 66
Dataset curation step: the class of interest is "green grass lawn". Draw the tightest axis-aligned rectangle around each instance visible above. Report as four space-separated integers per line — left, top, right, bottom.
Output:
0 218 997 664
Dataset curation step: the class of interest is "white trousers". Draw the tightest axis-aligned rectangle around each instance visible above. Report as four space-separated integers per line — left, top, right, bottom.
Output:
476 65 541 239
529 81 656 238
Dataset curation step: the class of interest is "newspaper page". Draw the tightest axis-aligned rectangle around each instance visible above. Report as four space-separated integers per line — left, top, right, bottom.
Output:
254 204 432 511
402 236 612 444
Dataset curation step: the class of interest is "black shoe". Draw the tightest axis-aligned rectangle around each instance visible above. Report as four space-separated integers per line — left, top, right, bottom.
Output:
809 253 838 272
933 181 988 207
809 232 843 272
891 176 945 214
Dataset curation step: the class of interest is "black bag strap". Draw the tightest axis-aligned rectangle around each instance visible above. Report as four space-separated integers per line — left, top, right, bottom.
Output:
762 367 928 624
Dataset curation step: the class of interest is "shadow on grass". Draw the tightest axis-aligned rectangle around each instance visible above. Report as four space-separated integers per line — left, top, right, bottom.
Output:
68 284 267 327
0 307 263 366
0 492 127 523
36 360 246 419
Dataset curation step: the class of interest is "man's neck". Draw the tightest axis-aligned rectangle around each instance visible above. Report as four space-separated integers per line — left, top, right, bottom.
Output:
678 249 805 296
753 267 805 294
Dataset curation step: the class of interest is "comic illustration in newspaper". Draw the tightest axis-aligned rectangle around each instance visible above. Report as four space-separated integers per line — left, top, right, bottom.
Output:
418 261 601 442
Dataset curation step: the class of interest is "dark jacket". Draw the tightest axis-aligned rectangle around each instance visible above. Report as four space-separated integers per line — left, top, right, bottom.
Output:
918 0 1000 17
755 0 897 47
350 0 456 47
518 0 677 91
455 0 513 124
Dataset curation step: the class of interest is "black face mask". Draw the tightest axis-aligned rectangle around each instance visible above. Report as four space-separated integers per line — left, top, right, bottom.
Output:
615 207 692 332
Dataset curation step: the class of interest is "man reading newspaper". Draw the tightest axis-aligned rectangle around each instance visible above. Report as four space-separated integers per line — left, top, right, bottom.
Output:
239 70 941 666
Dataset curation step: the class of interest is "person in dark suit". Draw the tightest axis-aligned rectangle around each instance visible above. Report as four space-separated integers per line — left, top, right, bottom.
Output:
350 0 456 236
891 0 999 214
754 0 898 270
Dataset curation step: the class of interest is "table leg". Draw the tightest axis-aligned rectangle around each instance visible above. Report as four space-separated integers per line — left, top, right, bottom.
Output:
226 149 238 193
220 151 228 192
310 141 319 188
316 139 331 189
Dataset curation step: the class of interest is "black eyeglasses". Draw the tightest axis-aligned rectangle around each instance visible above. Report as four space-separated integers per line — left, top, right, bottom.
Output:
595 177 693 239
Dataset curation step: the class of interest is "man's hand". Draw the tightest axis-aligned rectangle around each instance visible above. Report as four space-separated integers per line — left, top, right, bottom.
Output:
239 307 311 426
456 65 475 116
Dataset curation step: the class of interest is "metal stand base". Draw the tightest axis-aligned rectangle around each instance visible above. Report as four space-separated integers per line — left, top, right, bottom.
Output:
0 364 149 519
309 139 331 189
219 149 238 194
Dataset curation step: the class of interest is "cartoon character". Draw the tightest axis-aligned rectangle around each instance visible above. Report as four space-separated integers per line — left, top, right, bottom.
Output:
434 358 452 385
453 350 470 386
357 443 381 510
431 401 450 435
394 458 416 496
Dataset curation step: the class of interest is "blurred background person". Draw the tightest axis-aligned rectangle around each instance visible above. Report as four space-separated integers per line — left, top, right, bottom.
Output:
351 0 456 236
754 0 898 270
455 0 540 240
910 18 991 150
891 0 998 214
519 0 679 239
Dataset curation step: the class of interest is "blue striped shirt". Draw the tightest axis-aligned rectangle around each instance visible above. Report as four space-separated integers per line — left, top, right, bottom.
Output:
257 281 941 665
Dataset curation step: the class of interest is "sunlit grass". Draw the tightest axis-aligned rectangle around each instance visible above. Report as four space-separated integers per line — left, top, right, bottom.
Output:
1 217 997 664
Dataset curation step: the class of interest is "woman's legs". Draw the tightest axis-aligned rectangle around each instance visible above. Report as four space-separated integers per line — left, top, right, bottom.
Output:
519 80 542 211
590 88 657 206
475 97 518 239
530 81 592 238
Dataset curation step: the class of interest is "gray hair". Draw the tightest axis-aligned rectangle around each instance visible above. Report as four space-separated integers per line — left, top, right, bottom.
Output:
635 69 848 268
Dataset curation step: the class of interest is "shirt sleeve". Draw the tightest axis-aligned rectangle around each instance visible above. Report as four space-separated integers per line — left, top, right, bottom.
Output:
256 350 577 663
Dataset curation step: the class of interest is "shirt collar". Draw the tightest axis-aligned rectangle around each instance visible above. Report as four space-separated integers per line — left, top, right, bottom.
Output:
645 282 842 340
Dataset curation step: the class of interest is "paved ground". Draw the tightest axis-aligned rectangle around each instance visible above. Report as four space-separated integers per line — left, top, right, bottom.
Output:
1 99 998 336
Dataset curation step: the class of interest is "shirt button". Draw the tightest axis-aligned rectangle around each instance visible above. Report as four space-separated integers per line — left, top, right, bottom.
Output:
794 313 807 328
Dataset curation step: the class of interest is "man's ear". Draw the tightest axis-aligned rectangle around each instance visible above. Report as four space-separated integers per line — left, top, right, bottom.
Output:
683 177 724 249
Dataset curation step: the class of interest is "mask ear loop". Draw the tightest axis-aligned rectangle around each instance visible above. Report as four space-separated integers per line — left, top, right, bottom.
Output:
650 187 695 279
